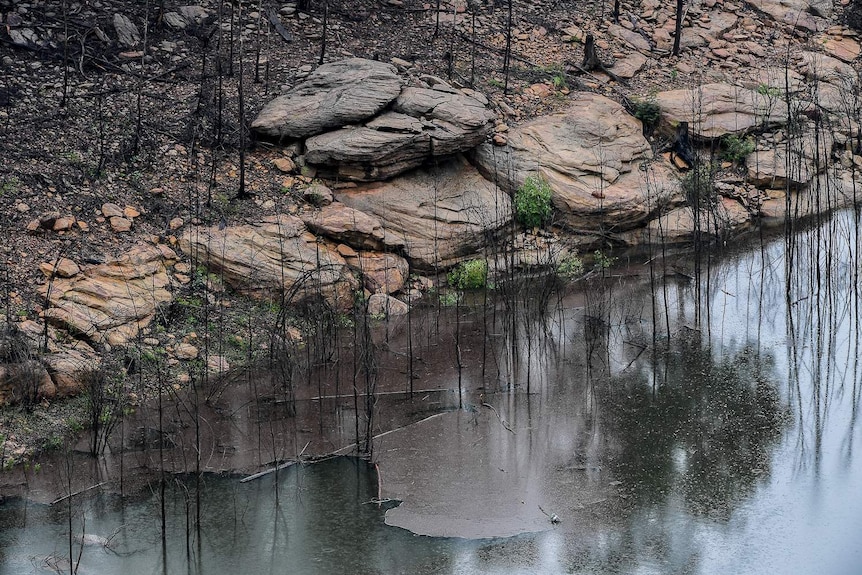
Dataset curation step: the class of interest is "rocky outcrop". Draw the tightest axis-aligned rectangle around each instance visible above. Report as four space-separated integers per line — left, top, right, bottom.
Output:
744 0 830 32
642 198 753 246
473 92 680 232
344 251 410 295
180 215 358 307
300 203 387 251
253 58 495 182
655 83 789 139
251 59 404 140
337 156 512 269
304 87 495 181
746 128 834 190
39 245 176 346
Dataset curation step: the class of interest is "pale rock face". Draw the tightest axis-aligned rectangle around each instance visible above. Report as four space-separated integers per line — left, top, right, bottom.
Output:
344 252 410 294
180 215 358 308
250 59 404 140
40 245 176 346
473 92 681 232
301 203 387 251
367 293 409 317
336 156 513 270
746 129 834 190
655 83 789 139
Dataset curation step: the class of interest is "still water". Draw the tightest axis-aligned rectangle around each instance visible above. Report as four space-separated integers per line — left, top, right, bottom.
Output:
2 211 862 574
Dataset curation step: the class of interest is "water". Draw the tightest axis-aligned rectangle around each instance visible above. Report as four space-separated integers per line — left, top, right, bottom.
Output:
2 211 862 574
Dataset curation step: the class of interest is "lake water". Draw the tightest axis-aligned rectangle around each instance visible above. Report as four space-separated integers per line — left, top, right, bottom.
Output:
1 211 861 574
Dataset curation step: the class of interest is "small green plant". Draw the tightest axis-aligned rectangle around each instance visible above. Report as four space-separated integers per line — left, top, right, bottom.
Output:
593 250 616 270
515 175 553 229
438 290 460 307
681 163 717 207
447 259 488 290
488 78 505 89
0 177 19 196
756 83 781 98
556 254 585 279
630 93 661 129
720 135 755 164
67 417 84 433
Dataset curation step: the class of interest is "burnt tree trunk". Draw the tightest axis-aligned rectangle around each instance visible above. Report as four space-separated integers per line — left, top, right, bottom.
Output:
673 0 684 56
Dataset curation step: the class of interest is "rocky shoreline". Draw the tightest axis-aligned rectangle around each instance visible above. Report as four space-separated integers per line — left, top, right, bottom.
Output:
1 0 861 467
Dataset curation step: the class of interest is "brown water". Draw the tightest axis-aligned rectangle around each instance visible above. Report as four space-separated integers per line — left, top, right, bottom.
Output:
2 211 862 574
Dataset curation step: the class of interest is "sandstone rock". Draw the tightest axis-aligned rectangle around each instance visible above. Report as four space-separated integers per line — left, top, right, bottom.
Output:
643 198 752 245
743 0 829 31
53 216 75 231
113 13 141 47
0 361 55 405
655 83 789 139
42 346 101 397
345 252 410 294
612 52 648 79
101 202 124 218
608 24 651 52
39 257 80 278
797 51 856 83
747 129 834 189
472 92 680 232
273 157 296 173
40 244 175 346
110 216 132 232
367 293 409 317
251 58 403 139
305 88 495 181
759 168 861 225
301 203 386 250
337 156 512 269
207 355 230 373
169 217 184 230
817 34 861 63
123 206 140 219
179 214 357 307
303 182 334 206
174 342 199 360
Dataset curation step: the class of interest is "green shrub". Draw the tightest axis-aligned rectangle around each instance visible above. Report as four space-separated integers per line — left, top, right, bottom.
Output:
631 94 661 127
447 259 488 290
556 254 585 279
720 135 755 164
515 175 553 228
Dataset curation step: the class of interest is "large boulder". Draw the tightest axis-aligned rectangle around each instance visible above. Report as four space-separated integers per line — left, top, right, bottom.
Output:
746 129 834 190
655 83 789 139
40 245 176 346
472 92 680 232
180 215 358 307
336 156 512 270
251 59 403 139
300 202 387 250
304 87 495 181
744 0 830 31
344 251 410 294
641 198 753 246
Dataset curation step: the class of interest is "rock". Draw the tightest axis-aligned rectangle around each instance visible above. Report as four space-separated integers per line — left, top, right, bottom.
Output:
747 129 833 189
817 34 861 63
123 206 140 219
40 245 176 346
472 93 680 232
113 13 141 47
110 216 132 232
251 58 404 139
655 83 789 139
302 182 334 206
169 217 184 230
367 293 409 317
612 52 648 79
52 216 76 231
608 24 651 52
337 156 512 269
42 346 101 397
101 202 124 218
179 215 358 308
345 252 410 294
39 257 80 278
300 203 386 250
743 0 828 31
759 168 861 225
207 355 230 373
797 51 856 83
273 157 296 173
174 342 199 360
305 88 495 181
643 198 752 245
164 6 211 29
0 361 56 405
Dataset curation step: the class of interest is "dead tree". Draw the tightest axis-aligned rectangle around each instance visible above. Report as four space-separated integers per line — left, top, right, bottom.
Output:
578 34 626 84
672 0 684 56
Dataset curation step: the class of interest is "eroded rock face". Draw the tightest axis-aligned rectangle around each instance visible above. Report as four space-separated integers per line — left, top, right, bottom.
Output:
643 198 752 246
336 156 512 269
180 215 358 307
345 252 410 294
300 203 387 250
40 245 176 346
746 129 834 190
744 0 830 32
304 87 495 181
251 59 404 140
655 83 789 139
472 92 680 232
